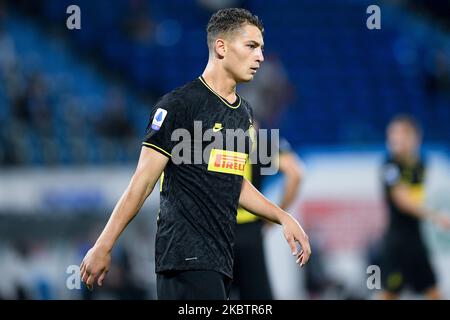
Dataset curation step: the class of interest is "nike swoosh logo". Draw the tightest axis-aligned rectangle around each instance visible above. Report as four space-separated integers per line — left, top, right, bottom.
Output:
213 123 223 132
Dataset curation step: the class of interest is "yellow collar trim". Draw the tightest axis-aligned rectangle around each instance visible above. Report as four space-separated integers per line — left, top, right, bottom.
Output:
198 76 241 109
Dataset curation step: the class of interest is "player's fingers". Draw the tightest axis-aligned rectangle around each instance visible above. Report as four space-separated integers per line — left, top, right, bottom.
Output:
301 248 311 266
97 271 107 286
296 251 304 265
81 269 89 283
79 262 86 277
302 253 310 266
287 237 297 256
86 273 97 290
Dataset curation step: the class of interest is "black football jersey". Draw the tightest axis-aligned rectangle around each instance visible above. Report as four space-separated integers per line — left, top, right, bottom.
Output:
143 76 254 278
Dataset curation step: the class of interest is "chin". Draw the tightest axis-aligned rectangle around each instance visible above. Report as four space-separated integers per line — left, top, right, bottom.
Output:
240 75 254 82
233 72 253 83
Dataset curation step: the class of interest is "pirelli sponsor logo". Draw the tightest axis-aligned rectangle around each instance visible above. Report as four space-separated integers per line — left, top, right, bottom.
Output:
208 149 248 176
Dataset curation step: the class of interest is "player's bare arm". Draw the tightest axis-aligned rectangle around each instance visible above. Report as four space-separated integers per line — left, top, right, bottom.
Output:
238 178 311 266
80 147 169 289
390 184 450 230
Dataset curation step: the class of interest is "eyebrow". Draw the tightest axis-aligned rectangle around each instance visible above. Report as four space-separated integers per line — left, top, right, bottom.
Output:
247 40 264 49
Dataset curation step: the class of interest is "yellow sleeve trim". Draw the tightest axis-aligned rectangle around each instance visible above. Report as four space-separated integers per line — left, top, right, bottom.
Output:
159 172 164 192
237 206 259 224
142 142 172 157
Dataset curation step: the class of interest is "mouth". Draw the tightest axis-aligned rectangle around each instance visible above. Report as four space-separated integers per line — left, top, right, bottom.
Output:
250 67 259 73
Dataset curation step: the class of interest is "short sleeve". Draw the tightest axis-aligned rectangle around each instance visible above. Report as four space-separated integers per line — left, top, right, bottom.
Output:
142 95 184 158
382 162 401 188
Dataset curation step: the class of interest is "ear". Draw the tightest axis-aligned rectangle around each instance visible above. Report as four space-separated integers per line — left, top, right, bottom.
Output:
214 38 226 58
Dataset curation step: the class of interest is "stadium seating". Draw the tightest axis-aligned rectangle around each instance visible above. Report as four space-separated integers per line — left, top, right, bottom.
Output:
1 0 449 166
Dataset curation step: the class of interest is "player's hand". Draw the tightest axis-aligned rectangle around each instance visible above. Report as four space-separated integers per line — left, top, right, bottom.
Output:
282 216 311 267
80 244 111 291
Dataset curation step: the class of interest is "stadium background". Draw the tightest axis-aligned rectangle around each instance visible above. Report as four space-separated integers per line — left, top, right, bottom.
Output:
0 0 449 299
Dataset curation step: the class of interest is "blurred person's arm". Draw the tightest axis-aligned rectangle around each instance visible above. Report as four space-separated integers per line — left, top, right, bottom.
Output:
239 178 311 267
390 185 450 229
278 152 304 210
80 147 168 289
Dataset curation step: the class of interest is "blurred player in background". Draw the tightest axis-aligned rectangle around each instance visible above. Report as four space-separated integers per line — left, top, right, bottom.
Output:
380 114 450 300
232 121 304 299
79 8 311 300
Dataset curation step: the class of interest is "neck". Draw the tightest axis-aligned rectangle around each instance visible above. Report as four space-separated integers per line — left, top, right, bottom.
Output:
201 60 237 102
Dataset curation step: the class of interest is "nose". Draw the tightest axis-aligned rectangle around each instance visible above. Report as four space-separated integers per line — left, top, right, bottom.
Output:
256 48 264 63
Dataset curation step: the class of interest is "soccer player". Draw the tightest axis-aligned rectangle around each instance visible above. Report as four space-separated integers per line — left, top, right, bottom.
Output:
379 114 450 300
79 8 311 300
